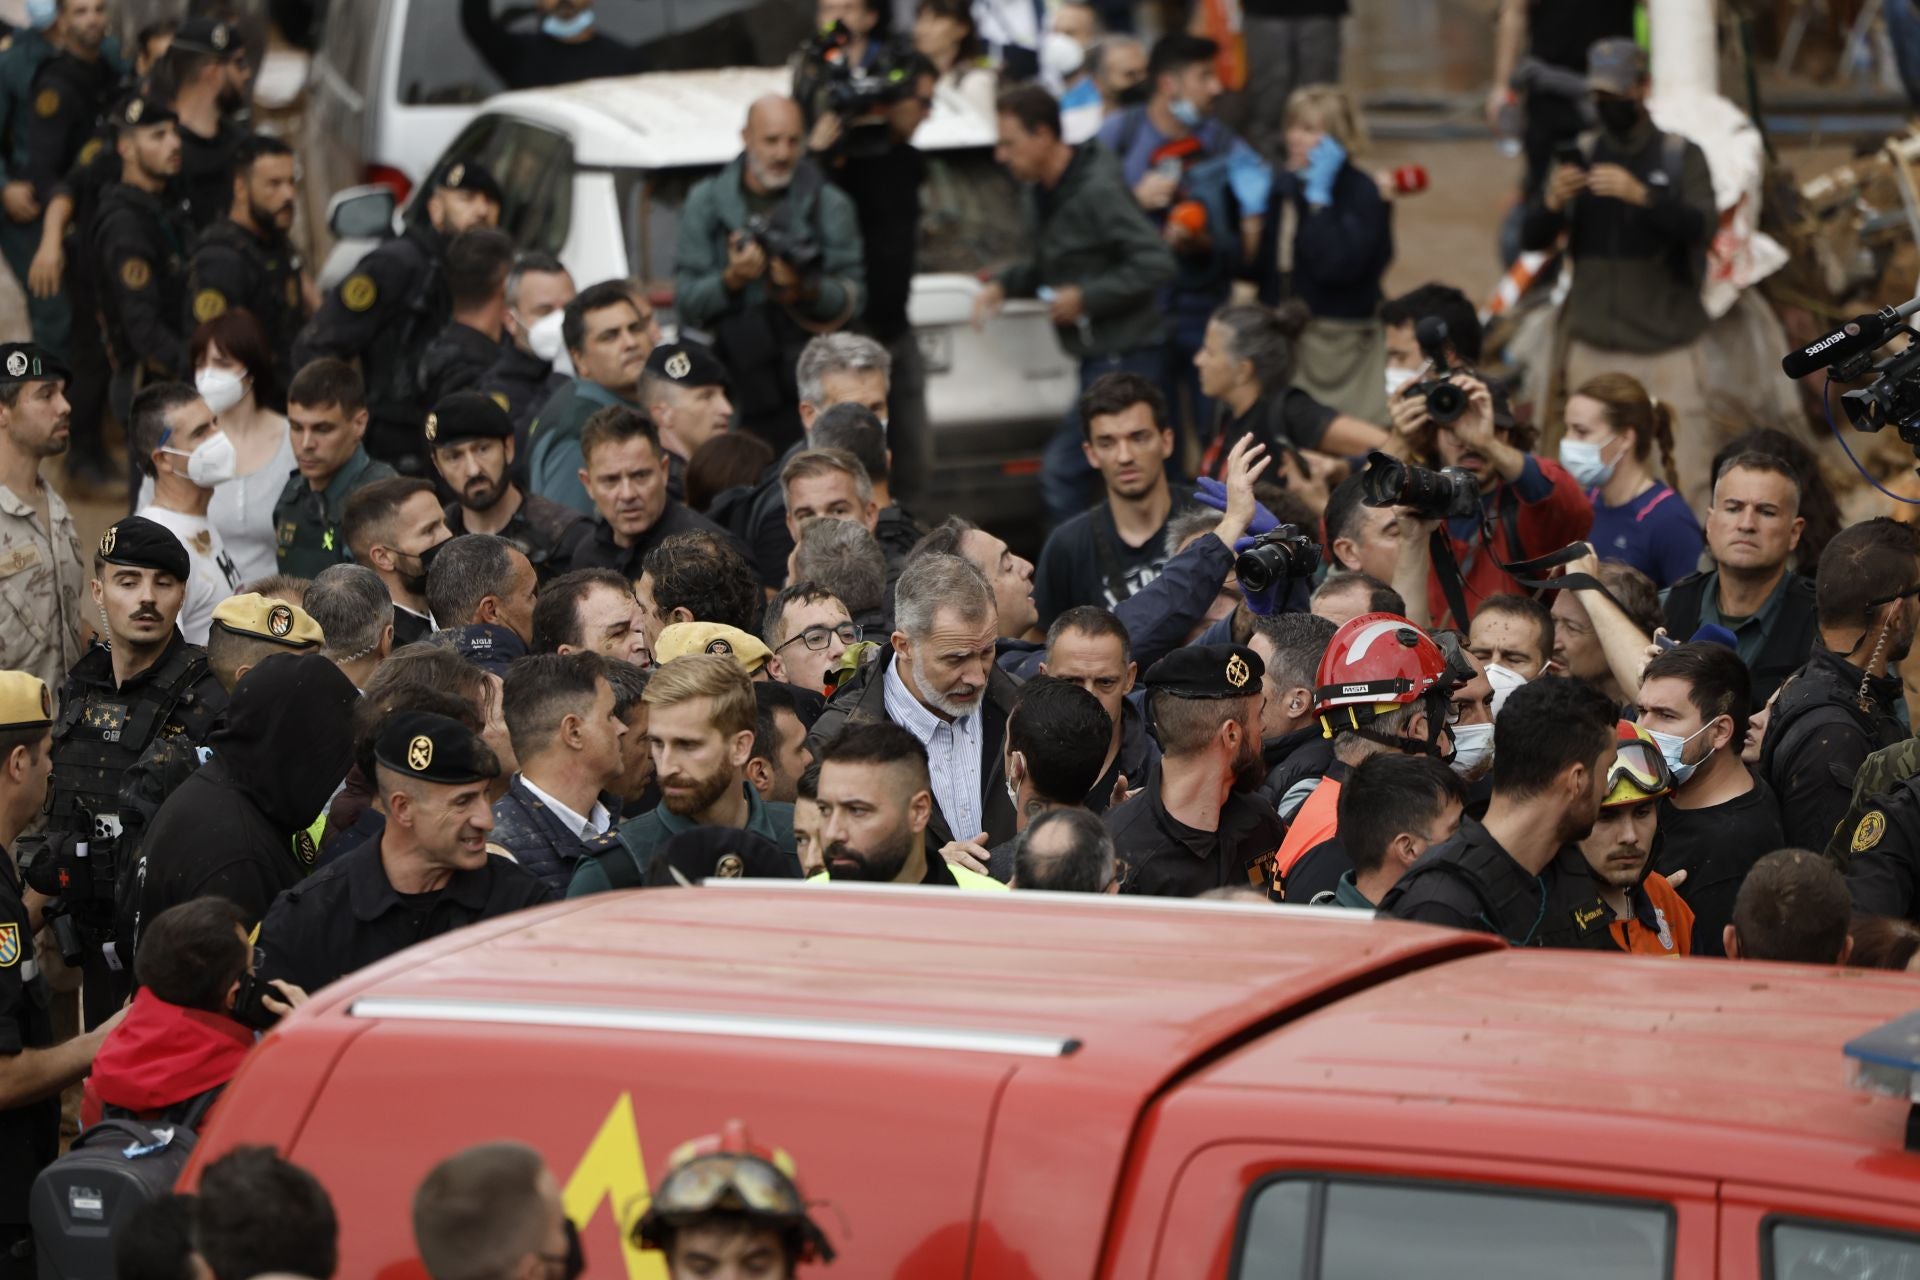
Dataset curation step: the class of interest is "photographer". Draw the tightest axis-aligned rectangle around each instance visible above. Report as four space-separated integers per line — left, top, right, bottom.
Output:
676 96 865 452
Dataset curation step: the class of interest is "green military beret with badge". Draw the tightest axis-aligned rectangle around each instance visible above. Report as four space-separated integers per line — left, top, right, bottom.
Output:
424 391 513 447
0 342 68 385
210 593 325 651
96 515 190 583
0 670 54 730
1143 643 1265 699
373 710 498 785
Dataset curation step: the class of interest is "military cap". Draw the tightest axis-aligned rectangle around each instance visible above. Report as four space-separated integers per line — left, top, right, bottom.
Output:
172 16 240 56
211 593 325 650
112 94 178 130
0 342 67 384
1143 643 1264 699
655 622 771 674
646 826 802 887
1587 37 1648 94
96 516 190 583
643 341 728 389
424 391 512 447
433 159 503 204
0 671 54 730
373 710 496 785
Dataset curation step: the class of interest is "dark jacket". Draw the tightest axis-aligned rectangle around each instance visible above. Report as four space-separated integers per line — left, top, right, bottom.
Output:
567 783 796 895
1760 646 1906 854
418 320 505 406
1380 817 1555 944
565 500 731 580
1258 161 1394 321
525 377 639 516
1663 569 1818 711
444 490 588 585
475 341 569 443
1108 763 1286 897
489 775 624 895
186 216 308 381
93 180 193 376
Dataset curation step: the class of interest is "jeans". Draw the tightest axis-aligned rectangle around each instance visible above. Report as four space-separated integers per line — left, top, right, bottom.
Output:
1043 345 1172 527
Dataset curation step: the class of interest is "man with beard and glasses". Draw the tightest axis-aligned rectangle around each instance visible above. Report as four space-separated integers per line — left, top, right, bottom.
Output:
1556 721 1693 955
186 134 310 381
1383 677 1618 945
1106 643 1283 897
429 391 586 584
567 654 797 894
341 477 453 647
0 344 85 688
812 720 1005 889
156 17 252 232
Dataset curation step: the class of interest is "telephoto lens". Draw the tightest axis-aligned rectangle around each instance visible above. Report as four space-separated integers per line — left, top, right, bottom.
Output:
1358 452 1481 522
1234 526 1323 594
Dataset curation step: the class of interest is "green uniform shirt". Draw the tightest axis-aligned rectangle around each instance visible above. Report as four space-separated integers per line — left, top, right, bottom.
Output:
272 447 396 579
566 783 795 896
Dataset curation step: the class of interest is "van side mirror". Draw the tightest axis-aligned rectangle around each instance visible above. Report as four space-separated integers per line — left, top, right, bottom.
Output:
327 185 397 240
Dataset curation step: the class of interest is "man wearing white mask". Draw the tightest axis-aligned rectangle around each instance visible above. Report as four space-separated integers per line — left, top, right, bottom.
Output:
477 252 576 445
130 382 241 644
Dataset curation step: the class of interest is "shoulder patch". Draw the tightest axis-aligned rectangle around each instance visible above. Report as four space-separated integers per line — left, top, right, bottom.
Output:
0 921 18 967
33 87 56 118
1854 809 1887 854
192 288 227 322
76 137 101 166
341 273 377 312
120 257 151 290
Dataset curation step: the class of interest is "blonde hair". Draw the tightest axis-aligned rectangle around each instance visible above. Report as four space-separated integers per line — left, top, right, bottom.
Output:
1285 83 1367 155
642 653 756 738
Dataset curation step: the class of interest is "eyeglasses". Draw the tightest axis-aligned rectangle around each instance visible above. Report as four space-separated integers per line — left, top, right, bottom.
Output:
775 622 862 653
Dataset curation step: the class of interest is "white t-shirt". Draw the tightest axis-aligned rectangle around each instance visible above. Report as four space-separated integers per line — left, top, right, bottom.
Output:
136 424 295 584
136 505 243 645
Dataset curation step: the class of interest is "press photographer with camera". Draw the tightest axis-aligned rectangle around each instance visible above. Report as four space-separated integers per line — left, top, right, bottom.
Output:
676 95 866 452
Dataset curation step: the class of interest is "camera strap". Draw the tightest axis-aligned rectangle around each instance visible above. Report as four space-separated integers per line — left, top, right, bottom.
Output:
1430 529 1628 630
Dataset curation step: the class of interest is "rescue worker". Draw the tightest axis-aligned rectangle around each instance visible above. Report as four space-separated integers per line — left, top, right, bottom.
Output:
1107 643 1285 897
0 670 122 1280
49 516 226 1024
1381 676 1619 945
0 343 85 690
92 93 191 423
252 710 553 995
185 133 308 383
1559 721 1693 956
157 17 249 232
429 391 587 583
292 160 502 476
632 1121 837 1279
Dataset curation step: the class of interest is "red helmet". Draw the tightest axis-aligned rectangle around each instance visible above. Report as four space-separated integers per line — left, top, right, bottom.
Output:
1313 612 1451 722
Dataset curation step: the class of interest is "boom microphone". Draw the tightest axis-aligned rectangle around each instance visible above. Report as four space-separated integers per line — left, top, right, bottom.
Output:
1783 296 1920 379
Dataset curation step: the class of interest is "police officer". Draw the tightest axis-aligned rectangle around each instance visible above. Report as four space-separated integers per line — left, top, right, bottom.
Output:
642 339 734 503
22 0 126 215
49 516 225 1023
1106 643 1285 897
1843 766 1920 923
252 710 553 995
1382 677 1619 944
92 93 192 425
157 16 249 232
418 225 516 409
430 391 587 582
0 670 120 1280
0 343 85 690
292 161 503 476
185 133 307 383
0 10 74 359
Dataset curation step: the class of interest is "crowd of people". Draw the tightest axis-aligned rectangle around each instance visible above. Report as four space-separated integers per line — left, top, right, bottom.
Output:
0 0 1912 1274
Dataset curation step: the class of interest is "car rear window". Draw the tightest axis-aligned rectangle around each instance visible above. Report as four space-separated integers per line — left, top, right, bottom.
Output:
1235 1176 1673 1280
1768 1219 1920 1278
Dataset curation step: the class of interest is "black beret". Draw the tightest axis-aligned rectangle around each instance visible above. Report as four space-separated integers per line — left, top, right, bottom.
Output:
373 710 496 785
645 825 802 887
1143 643 1264 699
97 516 190 583
112 94 177 130
172 16 239 55
433 160 503 204
445 622 527 679
643 341 728 389
0 343 67 384
424 392 512 446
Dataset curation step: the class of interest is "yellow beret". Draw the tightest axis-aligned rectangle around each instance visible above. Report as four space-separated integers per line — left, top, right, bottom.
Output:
210 593 325 649
0 671 52 729
653 622 771 674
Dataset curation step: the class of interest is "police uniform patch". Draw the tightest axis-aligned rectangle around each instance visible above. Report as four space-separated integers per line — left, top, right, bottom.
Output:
33 88 56 118
665 351 691 380
341 274 377 312
267 604 293 637
715 854 745 878
407 734 433 772
4 352 25 378
1854 810 1887 854
423 412 438 442
293 830 317 866
120 258 152 290
192 289 228 322
99 527 116 556
1225 654 1250 689
0 922 18 967
446 163 465 187
77 137 101 166
124 97 142 124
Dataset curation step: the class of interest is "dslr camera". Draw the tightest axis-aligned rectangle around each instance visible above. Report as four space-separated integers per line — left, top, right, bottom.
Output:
740 214 823 278
1402 315 1469 426
1360 450 1481 522
1234 525 1323 595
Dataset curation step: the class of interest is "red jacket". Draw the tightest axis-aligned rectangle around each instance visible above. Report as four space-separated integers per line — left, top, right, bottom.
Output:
1425 455 1593 630
82 988 254 1128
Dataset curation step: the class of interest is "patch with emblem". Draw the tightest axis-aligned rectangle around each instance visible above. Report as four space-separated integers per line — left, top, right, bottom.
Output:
293 830 317 866
39 684 51 720
490 391 509 412
0 545 40 577
446 163 465 187
120 258 152 290
1854 810 1888 854
77 137 101 165
714 854 745 878
341 273 377 312
33 88 56 118
192 289 227 322
4 352 24 379
82 701 128 742
267 604 293 637
407 734 433 772
705 638 734 655
99 527 116 556
424 412 438 442
666 351 691 380
1225 654 1250 689
0 922 18 967
125 96 143 123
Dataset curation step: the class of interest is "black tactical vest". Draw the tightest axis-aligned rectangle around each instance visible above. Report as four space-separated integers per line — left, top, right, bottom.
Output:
49 641 214 838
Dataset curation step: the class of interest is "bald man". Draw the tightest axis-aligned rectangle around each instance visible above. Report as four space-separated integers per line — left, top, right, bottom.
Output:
674 95 865 451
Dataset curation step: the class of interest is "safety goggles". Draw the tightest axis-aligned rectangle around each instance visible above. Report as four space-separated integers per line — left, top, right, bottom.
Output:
1604 735 1672 807
645 1153 810 1220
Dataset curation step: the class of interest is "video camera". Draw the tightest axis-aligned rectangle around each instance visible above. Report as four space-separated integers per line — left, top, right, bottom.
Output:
19 806 122 969
1403 316 1469 426
1781 295 1920 451
1234 525 1322 595
1359 450 1481 522
804 21 916 121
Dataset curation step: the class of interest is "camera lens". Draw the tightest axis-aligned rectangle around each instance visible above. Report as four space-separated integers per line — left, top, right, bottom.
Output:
1425 381 1466 425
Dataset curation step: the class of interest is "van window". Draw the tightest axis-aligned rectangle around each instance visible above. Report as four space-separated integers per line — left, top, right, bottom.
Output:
1235 1177 1673 1280
318 0 383 98
433 119 574 257
1769 1220 1920 1278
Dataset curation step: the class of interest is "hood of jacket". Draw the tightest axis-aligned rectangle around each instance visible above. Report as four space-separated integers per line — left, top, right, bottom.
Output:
211 651 358 831
90 987 253 1116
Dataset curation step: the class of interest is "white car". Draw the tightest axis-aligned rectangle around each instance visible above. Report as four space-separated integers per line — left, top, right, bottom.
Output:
324 67 1076 547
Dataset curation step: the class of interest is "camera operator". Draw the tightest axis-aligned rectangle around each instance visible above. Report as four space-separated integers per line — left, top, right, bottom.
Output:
676 96 866 453
795 0 888 125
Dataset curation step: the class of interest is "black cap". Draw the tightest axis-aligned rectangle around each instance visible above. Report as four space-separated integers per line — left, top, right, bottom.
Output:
172 16 240 56
0 343 67 384
1143 643 1264 699
112 94 178 130
643 341 728 389
433 160 503 204
445 622 527 678
373 710 497 785
645 826 803 887
424 392 513 447
96 516 190 583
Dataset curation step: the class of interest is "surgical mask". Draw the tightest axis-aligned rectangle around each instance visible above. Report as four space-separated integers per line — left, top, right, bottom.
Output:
1384 365 1421 399
161 431 238 487
25 0 56 30
1040 30 1084 83
194 366 247 416
1595 96 1643 137
1448 721 1494 776
541 7 595 39
1557 435 1620 489
1169 97 1203 128
1484 662 1527 718
527 309 568 364
1647 722 1714 788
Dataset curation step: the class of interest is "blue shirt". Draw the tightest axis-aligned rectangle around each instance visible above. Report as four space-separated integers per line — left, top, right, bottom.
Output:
1096 111 1273 218
1587 482 1703 588
882 658 983 842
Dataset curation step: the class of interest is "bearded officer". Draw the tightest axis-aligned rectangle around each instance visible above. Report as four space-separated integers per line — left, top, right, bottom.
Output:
429 391 586 583
185 133 308 380
92 94 193 423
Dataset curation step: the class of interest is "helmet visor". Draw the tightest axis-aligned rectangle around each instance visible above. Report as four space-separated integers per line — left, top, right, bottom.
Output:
1604 736 1672 807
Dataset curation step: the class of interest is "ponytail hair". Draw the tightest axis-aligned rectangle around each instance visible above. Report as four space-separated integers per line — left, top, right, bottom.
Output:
1571 372 1678 489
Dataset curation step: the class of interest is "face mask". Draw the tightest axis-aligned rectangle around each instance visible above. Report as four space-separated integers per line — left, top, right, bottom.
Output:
25 0 56 30
195 367 247 416
1169 97 1203 128
1557 436 1620 489
1384 365 1421 399
162 431 238 488
1595 96 1643 137
1115 81 1151 108
541 7 595 39
1483 662 1528 719
1448 721 1494 776
1040 30 1084 82
528 309 568 364
1647 722 1714 787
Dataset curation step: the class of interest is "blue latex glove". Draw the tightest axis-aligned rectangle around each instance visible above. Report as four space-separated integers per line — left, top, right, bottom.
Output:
1302 135 1346 207
1194 476 1279 538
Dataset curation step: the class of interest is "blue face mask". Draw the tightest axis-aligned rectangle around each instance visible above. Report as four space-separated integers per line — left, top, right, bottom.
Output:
24 0 56 30
1169 98 1203 128
1646 721 1715 788
541 7 595 39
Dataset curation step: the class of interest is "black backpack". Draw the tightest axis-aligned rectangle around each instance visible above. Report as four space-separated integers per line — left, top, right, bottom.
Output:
28 1093 218 1279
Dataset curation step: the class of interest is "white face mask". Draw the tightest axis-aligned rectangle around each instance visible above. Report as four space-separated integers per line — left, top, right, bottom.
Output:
1646 721 1714 787
1040 30 1085 83
1483 662 1528 718
1558 435 1621 489
1448 720 1494 776
1384 365 1421 399
162 431 238 488
527 309 569 365
194 366 247 416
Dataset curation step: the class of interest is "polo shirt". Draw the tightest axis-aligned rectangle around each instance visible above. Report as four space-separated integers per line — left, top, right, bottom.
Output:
1693 568 1796 672
567 783 796 895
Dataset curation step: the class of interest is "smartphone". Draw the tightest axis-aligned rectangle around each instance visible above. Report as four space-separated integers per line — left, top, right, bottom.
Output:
1553 140 1587 170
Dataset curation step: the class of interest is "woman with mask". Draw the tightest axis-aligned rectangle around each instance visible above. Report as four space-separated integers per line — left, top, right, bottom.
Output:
1560 372 1701 588
914 0 997 118
139 311 293 582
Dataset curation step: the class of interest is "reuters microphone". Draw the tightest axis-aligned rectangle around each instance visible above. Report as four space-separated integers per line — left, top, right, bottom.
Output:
1782 295 1920 379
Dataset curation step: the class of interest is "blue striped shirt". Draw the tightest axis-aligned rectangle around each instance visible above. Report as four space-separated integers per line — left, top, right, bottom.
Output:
882 659 983 841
